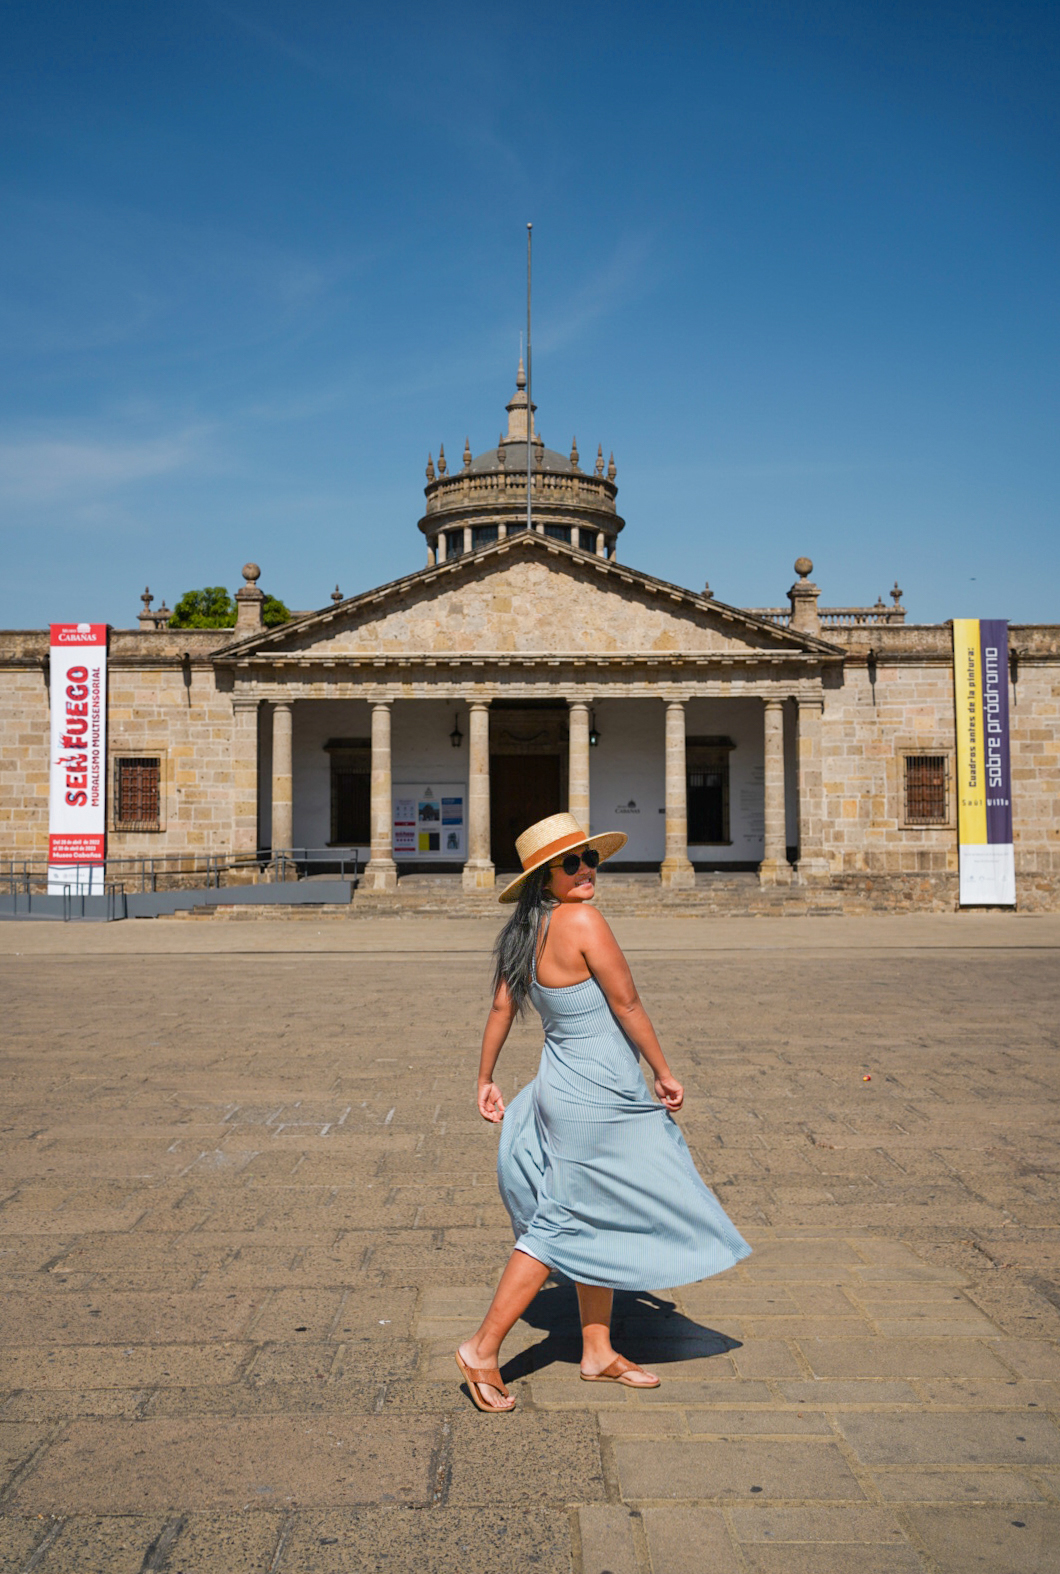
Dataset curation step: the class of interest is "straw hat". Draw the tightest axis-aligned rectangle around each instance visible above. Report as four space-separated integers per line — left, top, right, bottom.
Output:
497 812 627 904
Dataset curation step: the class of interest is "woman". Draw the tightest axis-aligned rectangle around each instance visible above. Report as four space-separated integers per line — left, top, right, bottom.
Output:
456 812 750 1412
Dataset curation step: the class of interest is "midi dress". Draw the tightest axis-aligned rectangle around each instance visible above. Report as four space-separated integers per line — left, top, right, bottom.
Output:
497 951 751 1291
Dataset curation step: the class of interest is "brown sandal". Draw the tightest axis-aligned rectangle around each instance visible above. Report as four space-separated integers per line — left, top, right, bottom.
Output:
580 1356 661 1388
455 1349 515 1412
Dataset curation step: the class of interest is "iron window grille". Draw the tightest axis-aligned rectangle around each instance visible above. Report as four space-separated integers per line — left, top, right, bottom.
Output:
115 757 161 829
904 754 949 825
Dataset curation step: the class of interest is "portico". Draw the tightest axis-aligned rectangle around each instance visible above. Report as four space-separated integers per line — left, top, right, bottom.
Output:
218 530 837 893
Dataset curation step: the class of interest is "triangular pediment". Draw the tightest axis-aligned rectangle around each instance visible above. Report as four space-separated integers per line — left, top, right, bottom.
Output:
212 534 839 663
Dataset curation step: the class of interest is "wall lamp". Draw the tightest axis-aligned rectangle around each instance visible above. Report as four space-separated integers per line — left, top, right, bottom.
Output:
450 715 464 748
589 711 600 747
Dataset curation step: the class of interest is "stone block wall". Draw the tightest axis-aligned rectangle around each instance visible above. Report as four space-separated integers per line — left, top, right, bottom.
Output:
818 625 1060 895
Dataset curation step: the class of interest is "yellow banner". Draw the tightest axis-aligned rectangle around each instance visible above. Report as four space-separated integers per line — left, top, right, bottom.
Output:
953 617 987 846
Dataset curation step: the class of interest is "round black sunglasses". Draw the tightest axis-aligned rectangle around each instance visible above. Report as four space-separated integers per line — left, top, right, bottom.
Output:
551 847 600 876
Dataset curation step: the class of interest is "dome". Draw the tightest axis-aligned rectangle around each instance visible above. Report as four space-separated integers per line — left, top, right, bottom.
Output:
417 361 625 565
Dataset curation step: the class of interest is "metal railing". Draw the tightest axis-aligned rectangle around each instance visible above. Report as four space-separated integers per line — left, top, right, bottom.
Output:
3 848 360 899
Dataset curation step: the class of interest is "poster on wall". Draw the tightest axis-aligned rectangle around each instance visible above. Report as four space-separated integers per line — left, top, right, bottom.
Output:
393 784 465 858
49 623 108 894
953 618 1014 906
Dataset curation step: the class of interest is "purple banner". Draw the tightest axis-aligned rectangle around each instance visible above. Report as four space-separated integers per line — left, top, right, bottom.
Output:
979 618 1012 847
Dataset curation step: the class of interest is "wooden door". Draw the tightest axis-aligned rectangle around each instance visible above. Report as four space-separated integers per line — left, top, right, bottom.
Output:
490 754 562 870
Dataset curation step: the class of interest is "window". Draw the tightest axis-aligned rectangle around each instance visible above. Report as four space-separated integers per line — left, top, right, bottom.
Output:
904 754 949 825
326 739 370 845
544 524 571 542
577 528 598 553
114 757 161 829
445 529 465 559
686 736 733 844
472 525 498 549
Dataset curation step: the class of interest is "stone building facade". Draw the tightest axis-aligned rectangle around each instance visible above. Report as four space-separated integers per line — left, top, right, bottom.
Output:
1 365 1057 908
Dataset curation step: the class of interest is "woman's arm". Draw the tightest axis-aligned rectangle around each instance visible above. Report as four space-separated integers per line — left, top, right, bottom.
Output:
477 980 518 1122
574 907 685 1111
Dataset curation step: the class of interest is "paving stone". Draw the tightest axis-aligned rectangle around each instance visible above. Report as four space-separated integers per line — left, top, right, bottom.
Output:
902 1505 1060 1573
0 1516 57 1567
7 1417 437 1512
0 1422 50 1486
800 1340 1013 1379
737 1546 926 1572
578 1504 638 1574
614 1438 867 1501
0 1343 251 1391
18 1514 171 1573
778 1381 919 1406
640 1506 742 1572
446 1411 605 1505
874 1468 1049 1502
837 1412 1060 1466
152 1511 284 1571
280 1507 572 1573
2 917 1059 1569
728 1504 913 1542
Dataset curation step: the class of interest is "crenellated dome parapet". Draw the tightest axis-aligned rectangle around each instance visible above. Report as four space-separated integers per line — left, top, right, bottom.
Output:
417 363 626 564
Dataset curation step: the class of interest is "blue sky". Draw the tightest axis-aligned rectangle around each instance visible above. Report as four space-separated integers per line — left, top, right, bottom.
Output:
1 0 1057 627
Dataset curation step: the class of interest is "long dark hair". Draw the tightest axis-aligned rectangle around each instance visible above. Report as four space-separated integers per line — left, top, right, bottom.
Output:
492 866 556 1017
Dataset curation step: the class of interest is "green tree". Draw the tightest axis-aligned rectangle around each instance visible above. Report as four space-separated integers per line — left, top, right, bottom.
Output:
169 587 236 628
262 595 291 627
169 587 291 629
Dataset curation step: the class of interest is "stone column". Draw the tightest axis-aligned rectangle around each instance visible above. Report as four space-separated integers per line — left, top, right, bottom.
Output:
568 701 591 835
363 701 397 893
436 534 447 564
463 525 473 555
597 534 608 559
270 700 294 869
795 697 829 882
462 701 495 889
231 697 260 866
759 697 792 885
660 700 695 888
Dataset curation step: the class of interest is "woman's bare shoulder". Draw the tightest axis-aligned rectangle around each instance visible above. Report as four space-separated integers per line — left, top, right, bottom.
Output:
551 902 615 942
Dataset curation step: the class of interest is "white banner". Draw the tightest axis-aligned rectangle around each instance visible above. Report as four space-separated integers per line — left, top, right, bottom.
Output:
49 623 107 894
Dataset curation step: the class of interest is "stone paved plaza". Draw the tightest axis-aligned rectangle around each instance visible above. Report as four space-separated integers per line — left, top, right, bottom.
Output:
1 912 1059 1573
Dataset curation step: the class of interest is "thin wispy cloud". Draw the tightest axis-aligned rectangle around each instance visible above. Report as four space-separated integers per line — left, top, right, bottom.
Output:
0 428 212 506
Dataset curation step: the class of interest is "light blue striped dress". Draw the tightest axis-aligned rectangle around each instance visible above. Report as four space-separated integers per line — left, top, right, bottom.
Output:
497 951 751 1290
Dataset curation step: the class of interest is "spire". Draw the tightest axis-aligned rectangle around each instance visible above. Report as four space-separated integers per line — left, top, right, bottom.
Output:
437 443 447 475
570 436 579 469
463 436 472 470
502 357 536 445
594 444 604 477
607 452 616 482
426 452 435 481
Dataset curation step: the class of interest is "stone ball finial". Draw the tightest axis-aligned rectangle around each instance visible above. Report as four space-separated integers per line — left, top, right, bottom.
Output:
570 436 579 468
595 444 604 477
794 557 813 579
703 581 713 599
242 562 261 585
437 443 447 476
463 436 472 470
331 584 342 604
607 452 616 482
426 452 435 481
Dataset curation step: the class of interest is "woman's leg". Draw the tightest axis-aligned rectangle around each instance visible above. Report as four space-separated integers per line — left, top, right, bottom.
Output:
577 1282 659 1385
458 1248 551 1410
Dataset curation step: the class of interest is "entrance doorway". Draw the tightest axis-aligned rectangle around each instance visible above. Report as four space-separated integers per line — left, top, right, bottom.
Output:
490 754 562 870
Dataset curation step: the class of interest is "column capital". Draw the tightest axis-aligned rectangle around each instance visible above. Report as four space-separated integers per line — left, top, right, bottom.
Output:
271 698 294 714
467 697 492 712
232 695 260 713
